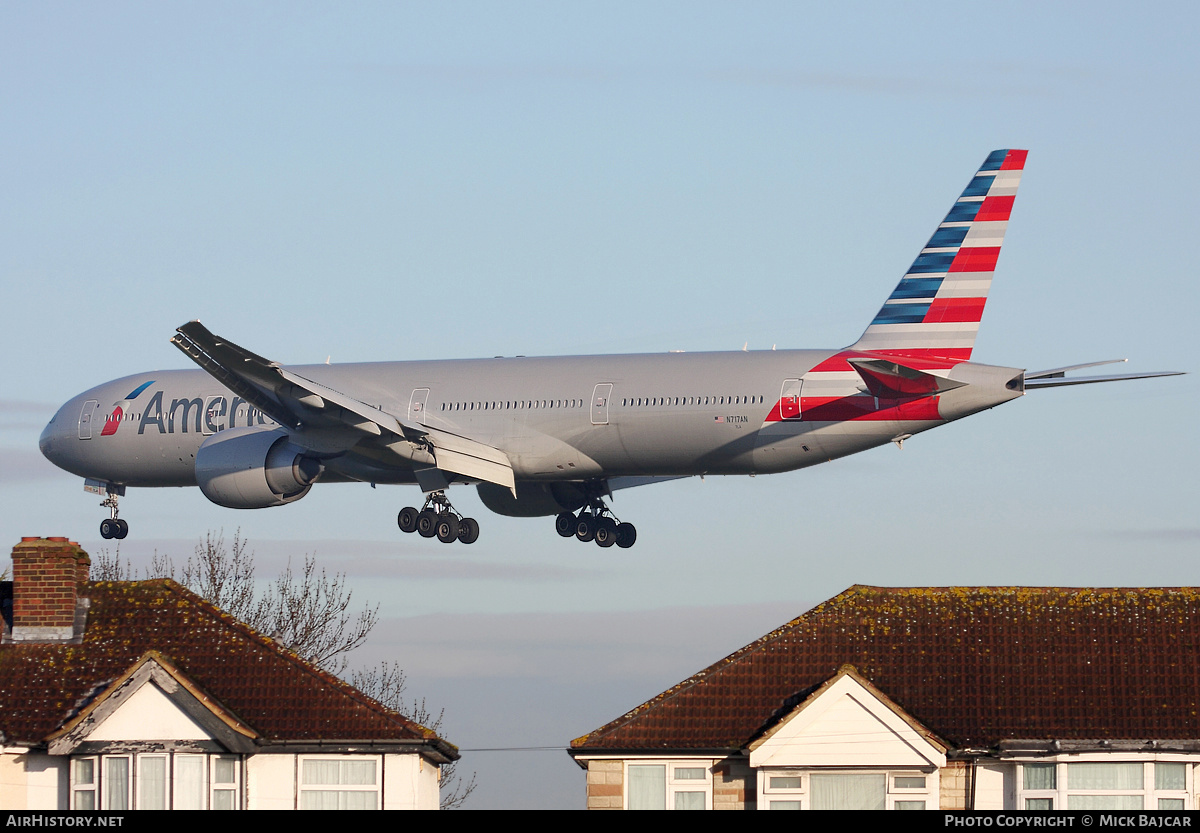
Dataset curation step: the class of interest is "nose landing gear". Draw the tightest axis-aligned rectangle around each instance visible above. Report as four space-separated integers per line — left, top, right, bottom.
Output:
94 482 129 540
398 490 479 545
556 499 636 549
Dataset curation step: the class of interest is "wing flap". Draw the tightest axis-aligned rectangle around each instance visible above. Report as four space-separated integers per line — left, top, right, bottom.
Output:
431 446 516 492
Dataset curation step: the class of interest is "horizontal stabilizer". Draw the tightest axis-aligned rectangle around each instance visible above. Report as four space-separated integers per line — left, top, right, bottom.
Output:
1025 370 1185 389
847 358 967 398
1026 359 1129 380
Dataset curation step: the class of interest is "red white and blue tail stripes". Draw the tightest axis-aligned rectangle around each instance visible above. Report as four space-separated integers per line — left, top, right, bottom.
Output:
850 149 1026 361
763 150 1026 426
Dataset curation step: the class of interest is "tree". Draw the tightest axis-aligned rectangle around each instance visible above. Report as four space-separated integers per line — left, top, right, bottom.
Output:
92 532 475 809
350 661 477 810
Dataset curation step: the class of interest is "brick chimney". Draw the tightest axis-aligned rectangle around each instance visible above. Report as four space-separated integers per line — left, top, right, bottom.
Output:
8 537 90 643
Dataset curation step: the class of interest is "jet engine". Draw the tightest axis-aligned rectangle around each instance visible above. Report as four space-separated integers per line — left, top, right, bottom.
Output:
195 427 323 509
477 481 589 517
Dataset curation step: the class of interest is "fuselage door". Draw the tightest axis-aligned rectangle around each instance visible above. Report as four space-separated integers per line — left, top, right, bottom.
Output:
591 383 613 425
202 395 226 435
779 379 802 420
409 388 431 425
78 400 99 440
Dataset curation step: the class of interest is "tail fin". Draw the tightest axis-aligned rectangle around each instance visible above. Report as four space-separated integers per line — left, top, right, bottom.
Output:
849 149 1027 361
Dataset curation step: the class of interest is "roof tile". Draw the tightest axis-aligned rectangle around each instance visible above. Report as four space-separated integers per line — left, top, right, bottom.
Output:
0 579 444 749
572 586 1200 751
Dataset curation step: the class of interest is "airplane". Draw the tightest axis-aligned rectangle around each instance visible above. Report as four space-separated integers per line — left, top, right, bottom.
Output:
39 149 1182 547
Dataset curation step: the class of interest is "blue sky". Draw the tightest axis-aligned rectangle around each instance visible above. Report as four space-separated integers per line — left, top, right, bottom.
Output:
2 1 1197 808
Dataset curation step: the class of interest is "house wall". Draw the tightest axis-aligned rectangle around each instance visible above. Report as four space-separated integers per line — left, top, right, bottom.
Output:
246 753 294 810
0 750 66 811
973 761 1010 810
940 760 970 809
247 752 441 810
585 760 624 810
714 757 754 810
383 754 440 810
1 749 439 810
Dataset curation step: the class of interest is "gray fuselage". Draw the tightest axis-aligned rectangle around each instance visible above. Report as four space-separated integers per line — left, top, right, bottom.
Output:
40 348 1024 496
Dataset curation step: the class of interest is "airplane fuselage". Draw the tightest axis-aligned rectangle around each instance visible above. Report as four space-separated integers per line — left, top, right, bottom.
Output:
40 348 1024 493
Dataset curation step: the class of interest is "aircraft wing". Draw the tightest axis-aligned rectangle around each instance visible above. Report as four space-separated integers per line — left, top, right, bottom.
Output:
171 321 516 492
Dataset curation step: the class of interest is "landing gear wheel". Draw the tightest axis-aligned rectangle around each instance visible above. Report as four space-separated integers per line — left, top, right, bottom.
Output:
575 515 596 542
404 490 480 543
458 518 480 545
616 522 637 549
555 512 577 538
397 506 419 533
435 514 460 544
97 484 127 540
594 518 617 548
416 508 438 538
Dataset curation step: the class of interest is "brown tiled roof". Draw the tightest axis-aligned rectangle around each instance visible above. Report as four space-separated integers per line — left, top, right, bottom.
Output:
0 579 454 758
571 585 1200 752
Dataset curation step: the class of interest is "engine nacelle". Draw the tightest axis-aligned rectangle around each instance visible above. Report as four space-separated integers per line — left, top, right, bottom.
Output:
477 481 589 518
195 427 323 509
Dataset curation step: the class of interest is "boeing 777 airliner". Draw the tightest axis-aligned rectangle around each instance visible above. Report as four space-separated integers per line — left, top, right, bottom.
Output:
38 150 1181 546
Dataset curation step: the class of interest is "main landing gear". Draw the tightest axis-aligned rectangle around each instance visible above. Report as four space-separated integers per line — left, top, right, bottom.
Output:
556 499 637 549
98 490 128 540
397 490 479 545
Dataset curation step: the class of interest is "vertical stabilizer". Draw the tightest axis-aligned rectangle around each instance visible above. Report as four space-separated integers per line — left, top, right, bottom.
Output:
849 149 1027 360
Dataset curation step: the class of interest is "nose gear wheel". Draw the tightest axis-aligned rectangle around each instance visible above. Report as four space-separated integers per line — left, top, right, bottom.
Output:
98 486 129 540
397 490 479 545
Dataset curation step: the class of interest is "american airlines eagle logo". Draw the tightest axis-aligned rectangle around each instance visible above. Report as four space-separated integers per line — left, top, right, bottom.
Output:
99 380 155 436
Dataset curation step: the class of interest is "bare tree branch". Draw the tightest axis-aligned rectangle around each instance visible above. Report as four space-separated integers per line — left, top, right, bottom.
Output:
438 766 478 811
255 552 378 676
91 545 133 581
180 531 258 624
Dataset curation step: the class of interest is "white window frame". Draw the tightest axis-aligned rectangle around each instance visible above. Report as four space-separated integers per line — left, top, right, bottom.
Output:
755 768 937 810
1016 757 1195 811
102 755 131 811
70 756 98 811
760 769 804 810
172 753 208 810
136 753 169 810
210 754 241 810
624 759 715 810
298 755 382 810
69 752 240 810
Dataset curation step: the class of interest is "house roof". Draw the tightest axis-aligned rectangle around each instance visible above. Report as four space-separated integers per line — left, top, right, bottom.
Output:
571 585 1200 753
0 578 456 760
